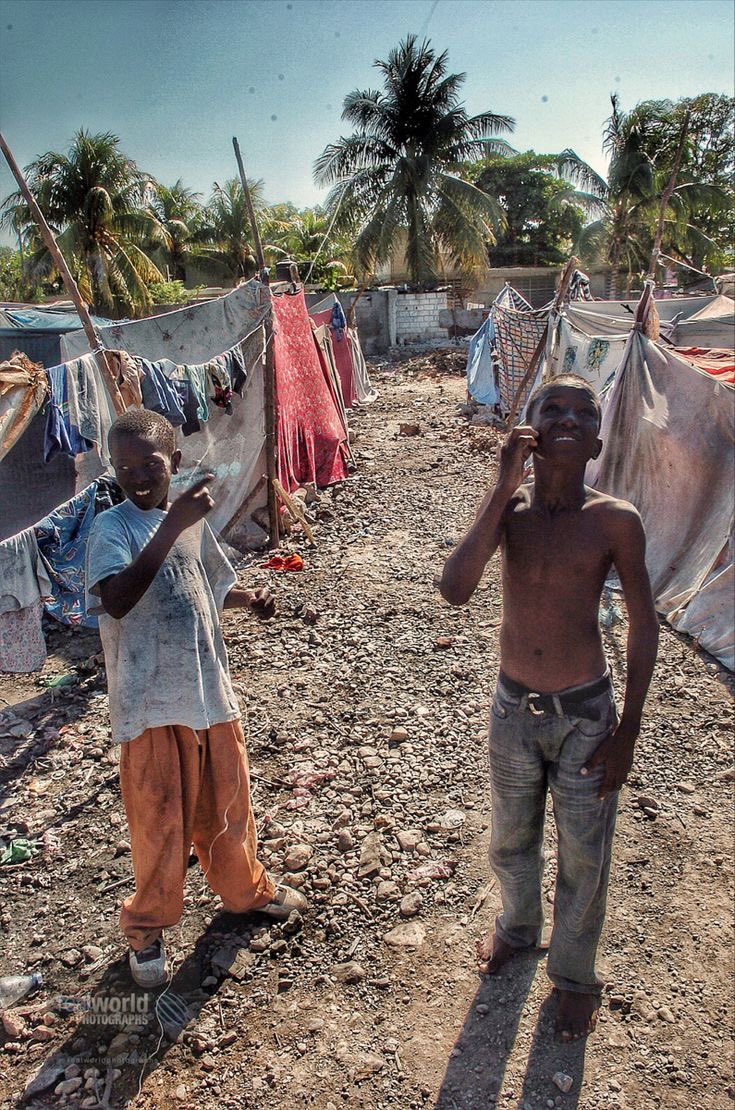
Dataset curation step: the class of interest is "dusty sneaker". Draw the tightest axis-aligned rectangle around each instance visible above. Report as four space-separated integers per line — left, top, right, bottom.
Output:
129 938 167 988
260 886 308 920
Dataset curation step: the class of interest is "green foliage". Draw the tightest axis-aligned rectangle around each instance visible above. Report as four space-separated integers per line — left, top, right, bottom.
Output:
315 35 515 287
195 179 265 282
147 279 204 304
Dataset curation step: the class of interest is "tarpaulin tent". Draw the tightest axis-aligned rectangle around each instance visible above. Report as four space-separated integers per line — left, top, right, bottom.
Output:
586 330 734 670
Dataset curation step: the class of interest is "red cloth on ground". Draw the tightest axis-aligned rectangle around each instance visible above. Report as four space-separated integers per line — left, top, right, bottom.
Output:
272 290 349 491
311 309 356 408
673 347 735 384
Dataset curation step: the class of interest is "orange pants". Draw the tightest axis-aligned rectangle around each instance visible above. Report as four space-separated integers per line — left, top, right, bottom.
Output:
119 720 274 951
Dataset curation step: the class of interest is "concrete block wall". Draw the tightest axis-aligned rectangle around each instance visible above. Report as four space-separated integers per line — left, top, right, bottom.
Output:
394 291 449 344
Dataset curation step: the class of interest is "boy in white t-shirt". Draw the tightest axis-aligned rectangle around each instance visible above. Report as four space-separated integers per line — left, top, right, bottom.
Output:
86 408 306 987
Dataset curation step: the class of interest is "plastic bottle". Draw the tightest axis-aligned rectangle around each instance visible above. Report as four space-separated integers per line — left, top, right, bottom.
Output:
0 971 43 1008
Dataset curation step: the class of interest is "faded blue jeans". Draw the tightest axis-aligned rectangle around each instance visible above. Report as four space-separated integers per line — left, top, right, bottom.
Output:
488 672 619 995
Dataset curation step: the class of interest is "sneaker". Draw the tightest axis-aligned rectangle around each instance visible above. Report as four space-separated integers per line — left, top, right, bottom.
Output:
129 938 168 988
259 885 309 920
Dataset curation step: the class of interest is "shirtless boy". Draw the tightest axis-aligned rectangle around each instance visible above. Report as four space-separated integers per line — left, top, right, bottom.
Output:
440 375 659 1040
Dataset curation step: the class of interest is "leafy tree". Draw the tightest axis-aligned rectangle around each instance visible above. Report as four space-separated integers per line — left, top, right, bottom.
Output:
314 35 514 287
472 152 605 266
0 130 168 317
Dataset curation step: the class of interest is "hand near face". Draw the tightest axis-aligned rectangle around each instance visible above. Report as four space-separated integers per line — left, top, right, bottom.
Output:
498 425 537 492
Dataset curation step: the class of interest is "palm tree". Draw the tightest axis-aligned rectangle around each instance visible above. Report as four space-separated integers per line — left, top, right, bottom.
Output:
150 179 205 282
197 178 266 283
0 129 168 317
314 35 515 287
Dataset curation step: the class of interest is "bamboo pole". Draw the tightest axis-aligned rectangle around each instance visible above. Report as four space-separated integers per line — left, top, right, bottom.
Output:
0 131 126 415
232 136 280 548
504 256 578 429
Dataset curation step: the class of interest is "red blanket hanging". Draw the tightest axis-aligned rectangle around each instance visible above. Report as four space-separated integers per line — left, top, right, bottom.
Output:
272 290 349 491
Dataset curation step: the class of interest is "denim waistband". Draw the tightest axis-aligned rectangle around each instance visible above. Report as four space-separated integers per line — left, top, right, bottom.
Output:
498 670 611 704
497 670 612 721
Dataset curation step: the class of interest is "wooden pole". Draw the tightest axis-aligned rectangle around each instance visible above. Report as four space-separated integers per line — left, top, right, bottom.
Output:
232 137 279 548
0 131 126 415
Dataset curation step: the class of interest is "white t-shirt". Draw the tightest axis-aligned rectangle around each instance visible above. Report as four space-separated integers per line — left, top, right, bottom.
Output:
85 499 239 744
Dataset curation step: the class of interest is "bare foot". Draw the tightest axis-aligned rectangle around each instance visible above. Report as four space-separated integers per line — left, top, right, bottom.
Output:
475 933 518 975
554 989 600 1041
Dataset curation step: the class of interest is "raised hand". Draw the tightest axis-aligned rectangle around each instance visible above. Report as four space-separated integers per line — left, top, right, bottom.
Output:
497 425 538 493
167 475 215 534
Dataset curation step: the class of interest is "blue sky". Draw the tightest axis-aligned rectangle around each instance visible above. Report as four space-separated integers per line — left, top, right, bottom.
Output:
0 0 733 245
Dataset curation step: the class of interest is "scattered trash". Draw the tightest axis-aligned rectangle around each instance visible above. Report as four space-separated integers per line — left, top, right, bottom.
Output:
0 837 40 865
398 423 421 436
260 553 305 572
0 970 43 1008
40 674 77 689
407 860 458 882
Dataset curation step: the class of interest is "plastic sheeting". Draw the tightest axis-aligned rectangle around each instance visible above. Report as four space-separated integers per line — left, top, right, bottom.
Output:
587 331 734 669
466 315 498 406
61 281 269 364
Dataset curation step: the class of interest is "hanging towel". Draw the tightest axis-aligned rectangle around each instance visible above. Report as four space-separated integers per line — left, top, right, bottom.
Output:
137 358 186 426
0 353 49 463
331 300 348 341
0 526 50 675
106 349 144 407
180 363 210 423
34 476 124 628
206 357 233 414
0 600 46 674
44 363 94 462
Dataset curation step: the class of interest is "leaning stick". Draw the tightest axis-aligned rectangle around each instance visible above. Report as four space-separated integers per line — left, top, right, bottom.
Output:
0 131 126 415
272 477 315 544
232 136 280 549
504 255 578 429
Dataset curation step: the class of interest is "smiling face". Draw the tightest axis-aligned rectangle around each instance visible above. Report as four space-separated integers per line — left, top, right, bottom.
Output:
109 432 181 511
528 384 602 463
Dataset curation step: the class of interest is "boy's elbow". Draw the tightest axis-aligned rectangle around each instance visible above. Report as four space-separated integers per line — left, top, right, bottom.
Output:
438 574 469 607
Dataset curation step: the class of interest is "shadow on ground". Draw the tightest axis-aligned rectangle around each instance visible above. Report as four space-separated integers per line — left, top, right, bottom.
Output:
21 909 276 1107
435 953 586 1109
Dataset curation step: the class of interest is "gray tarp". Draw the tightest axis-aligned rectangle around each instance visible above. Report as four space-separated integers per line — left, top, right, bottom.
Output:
587 331 734 669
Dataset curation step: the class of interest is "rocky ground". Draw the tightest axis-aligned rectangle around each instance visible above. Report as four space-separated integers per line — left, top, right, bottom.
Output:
0 349 733 1110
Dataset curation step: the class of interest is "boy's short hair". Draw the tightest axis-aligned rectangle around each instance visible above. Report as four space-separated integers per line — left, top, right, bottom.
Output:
527 375 602 429
108 408 176 455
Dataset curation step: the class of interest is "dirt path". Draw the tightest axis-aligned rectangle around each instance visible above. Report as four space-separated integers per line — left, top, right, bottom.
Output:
1 354 733 1110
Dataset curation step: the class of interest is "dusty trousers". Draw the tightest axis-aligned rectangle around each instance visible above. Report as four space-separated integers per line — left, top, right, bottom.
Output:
488 673 619 995
119 720 274 951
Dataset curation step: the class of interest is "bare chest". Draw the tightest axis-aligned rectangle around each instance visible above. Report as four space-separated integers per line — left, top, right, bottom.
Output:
503 511 611 589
